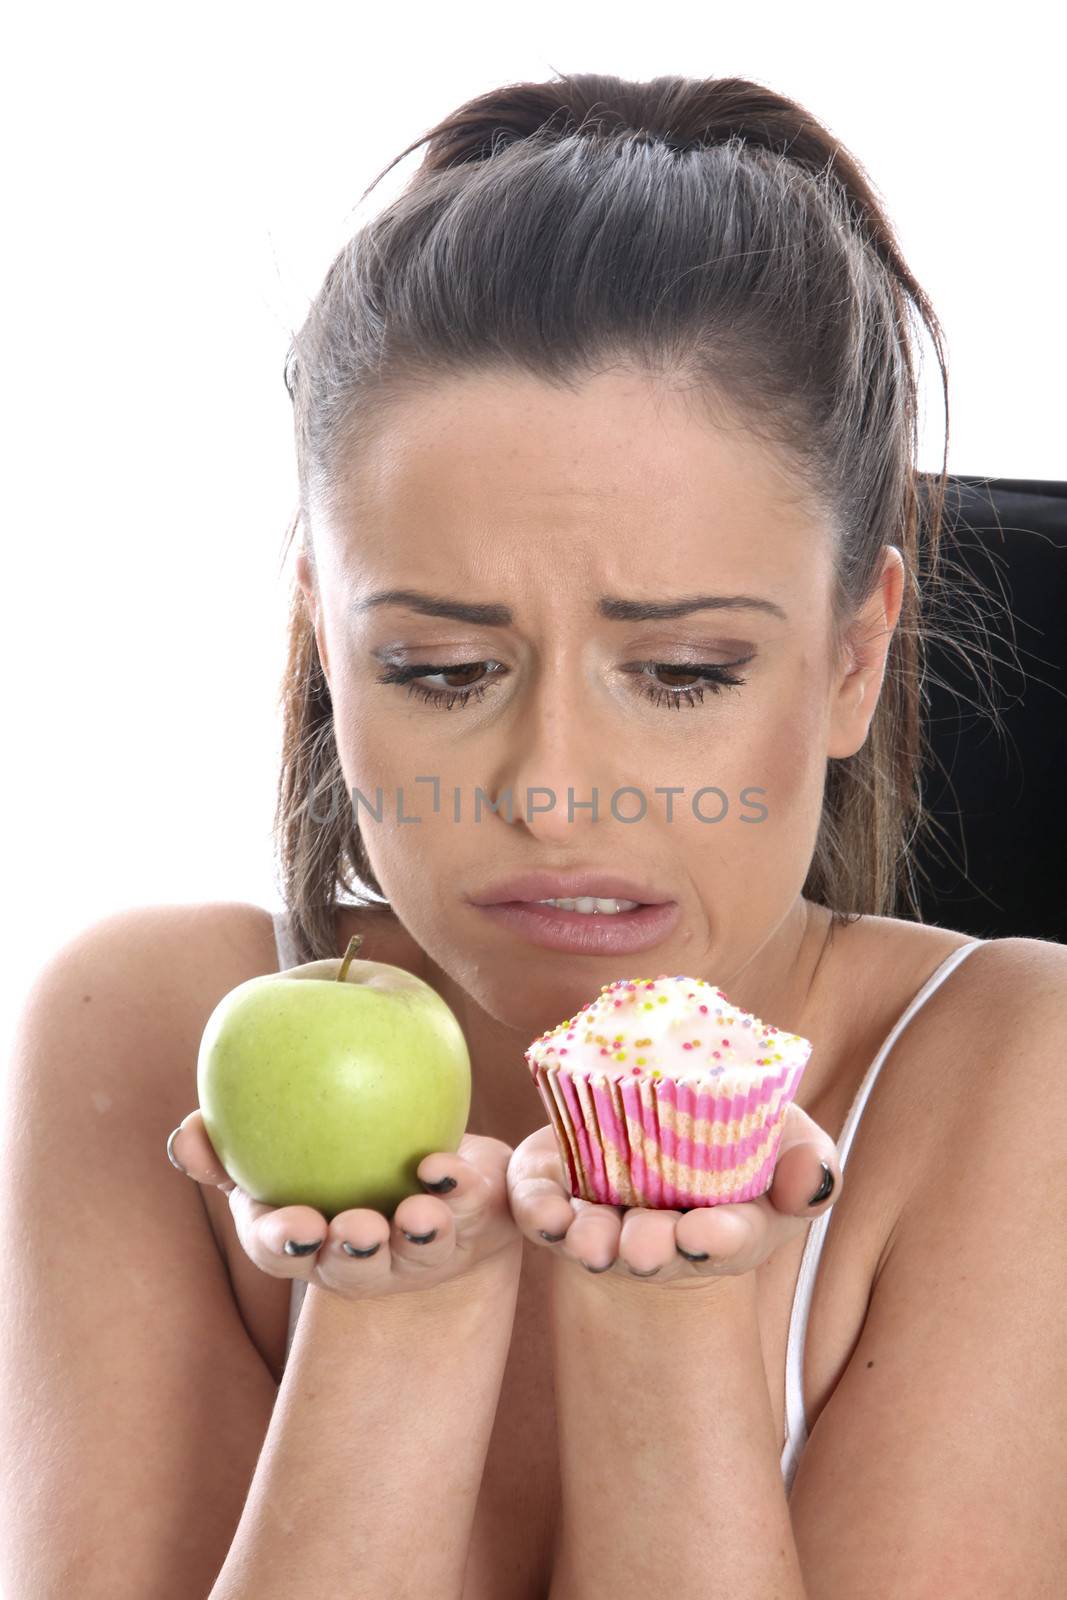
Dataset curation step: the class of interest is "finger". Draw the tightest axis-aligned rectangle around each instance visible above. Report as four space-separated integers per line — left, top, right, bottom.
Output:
674 1203 751 1273
618 1208 682 1275
166 1110 234 1191
508 1125 575 1244
456 1132 514 1179
508 1160 574 1244
228 1185 328 1279
417 1150 500 1244
388 1190 457 1272
561 1201 622 1273
769 1103 842 1216
508 1122 566 1177
315 1206 394 1293
511 1179 575 1246
507 1124 570 1194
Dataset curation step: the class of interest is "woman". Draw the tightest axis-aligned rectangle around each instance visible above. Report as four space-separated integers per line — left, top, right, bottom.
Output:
7 71 1064 1600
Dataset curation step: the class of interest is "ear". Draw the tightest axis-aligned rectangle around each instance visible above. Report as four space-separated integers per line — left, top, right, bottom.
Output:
295 547 333 695
826 546 905 759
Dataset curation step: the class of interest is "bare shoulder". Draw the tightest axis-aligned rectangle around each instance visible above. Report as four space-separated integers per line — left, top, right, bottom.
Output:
789 930 1067 1586
17 900 289 1131
905 932 1067 1166
38 899 282 997
55 896 421 1002
3 901 300 1594
809 919 1062 1246
830 916 1063 1061
866 929 1067 1262
25 901 283 1042
897 929 1067 1090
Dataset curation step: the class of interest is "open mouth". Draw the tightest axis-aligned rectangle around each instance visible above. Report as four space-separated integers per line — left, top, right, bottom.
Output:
524 896 643 916
472 897 680 954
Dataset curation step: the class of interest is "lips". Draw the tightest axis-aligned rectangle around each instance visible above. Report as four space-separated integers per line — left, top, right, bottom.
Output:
466 869 673 908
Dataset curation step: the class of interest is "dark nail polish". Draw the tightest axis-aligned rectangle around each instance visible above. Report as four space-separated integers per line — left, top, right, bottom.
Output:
677 1244 710 1262
166 1127 188 1175
422 1174 458 1193
539 1229 567 1243
402 1228 438 1245
580 1259 613 1273
342 1240 382 1258
807 1161 836 1207
284 1239 324 1256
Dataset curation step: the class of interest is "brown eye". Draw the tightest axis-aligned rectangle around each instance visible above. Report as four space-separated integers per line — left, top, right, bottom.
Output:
433 664 487 689
654 666 704 689
627 660 750 710
374 659 505 710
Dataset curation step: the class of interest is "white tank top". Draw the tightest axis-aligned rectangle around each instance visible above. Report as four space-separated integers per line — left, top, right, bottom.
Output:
269 907 984 1493
779 936 984 1493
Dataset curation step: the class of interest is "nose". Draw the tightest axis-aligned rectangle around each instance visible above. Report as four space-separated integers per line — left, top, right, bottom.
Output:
489 654 619 847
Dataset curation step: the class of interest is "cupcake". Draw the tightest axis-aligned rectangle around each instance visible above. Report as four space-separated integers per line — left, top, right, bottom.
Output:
525 975 812 1208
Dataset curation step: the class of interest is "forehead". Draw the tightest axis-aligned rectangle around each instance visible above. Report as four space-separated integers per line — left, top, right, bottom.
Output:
318 370 831 596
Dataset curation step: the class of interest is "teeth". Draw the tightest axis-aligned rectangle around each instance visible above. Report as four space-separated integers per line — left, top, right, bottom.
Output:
535 896 641 915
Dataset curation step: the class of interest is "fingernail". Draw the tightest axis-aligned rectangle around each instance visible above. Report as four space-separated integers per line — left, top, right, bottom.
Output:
342 1240 382 1258
166 1127 188 1175
807 1161 836 1207
676 1244 710 1262
628 1264 661 1276
539 1229 567 1243
283 1238 324 1256
580 1260 613 1273
402 1228 438 1245
421 1175 457 1193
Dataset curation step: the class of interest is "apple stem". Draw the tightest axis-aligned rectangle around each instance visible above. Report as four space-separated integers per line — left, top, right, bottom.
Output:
337 934 364 983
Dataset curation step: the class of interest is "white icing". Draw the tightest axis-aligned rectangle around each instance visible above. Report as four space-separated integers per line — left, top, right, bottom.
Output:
524 973 811 1083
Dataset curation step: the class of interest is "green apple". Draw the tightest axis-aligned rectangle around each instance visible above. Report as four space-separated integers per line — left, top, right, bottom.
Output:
197 935 471 1220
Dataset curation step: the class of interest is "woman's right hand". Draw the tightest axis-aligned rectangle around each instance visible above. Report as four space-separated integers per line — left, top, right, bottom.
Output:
166 1110 522 1300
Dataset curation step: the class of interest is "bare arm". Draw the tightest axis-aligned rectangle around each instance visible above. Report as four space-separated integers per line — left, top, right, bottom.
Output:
547 1264 804 1600
0 903 523 1600
210 1243 522 1600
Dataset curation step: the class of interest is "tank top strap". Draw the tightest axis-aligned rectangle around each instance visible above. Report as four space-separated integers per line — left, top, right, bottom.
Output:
270 907 301 972
779 936 986 1494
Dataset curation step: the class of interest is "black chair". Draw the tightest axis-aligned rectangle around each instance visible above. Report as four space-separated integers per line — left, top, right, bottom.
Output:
911 474 1067 944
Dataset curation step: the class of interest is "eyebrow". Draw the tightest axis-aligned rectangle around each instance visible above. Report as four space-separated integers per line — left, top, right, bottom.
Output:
354 588 788 625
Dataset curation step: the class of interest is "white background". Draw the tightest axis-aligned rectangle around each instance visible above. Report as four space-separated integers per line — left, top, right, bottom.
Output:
1 2 1062 1051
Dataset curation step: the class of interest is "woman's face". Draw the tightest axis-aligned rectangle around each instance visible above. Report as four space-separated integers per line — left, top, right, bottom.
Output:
298 369 902 1035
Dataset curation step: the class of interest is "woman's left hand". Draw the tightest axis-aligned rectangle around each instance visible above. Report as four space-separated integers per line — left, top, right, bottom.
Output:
506 1102 842 1284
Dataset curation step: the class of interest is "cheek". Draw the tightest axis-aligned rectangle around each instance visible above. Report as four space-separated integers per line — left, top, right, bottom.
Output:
328 665 403 780
753 671 833 841
702 669 828 846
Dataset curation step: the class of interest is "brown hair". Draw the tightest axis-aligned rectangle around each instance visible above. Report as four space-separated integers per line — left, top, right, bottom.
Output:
272 71 1004 965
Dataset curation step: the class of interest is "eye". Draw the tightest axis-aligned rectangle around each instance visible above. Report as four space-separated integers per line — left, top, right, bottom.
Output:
628 661 749 709
374 658 750 711
374 660 504 711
